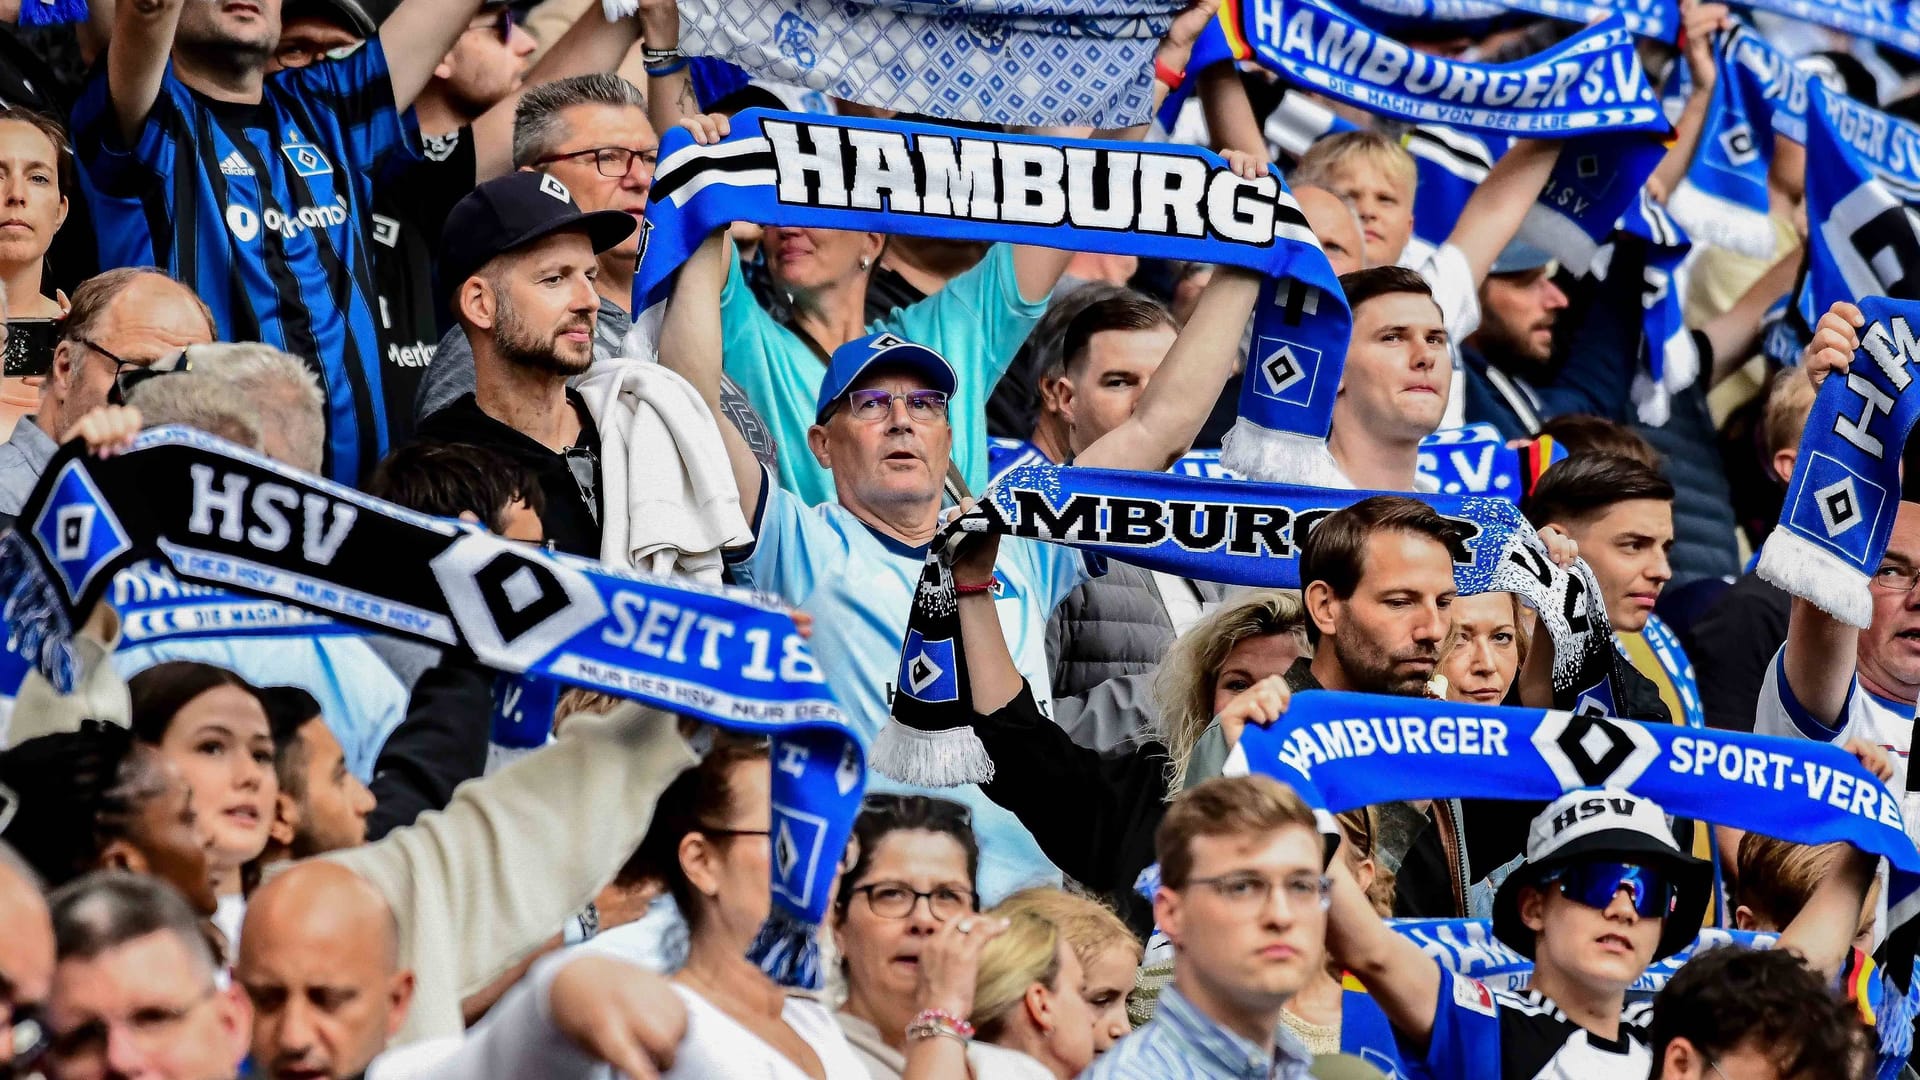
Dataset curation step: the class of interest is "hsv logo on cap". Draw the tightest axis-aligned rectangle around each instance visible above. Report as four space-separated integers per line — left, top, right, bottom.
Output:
1525 787 1678 862
868 332 907 351
539 174 572 204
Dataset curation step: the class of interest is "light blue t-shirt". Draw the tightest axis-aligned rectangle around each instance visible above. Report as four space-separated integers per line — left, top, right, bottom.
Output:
727 474 1093 902
721 244 1047 507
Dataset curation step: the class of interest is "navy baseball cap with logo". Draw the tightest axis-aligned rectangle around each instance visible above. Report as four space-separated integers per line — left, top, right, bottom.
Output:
1491 788 1711 961
814 332 958 423
438 171 636 312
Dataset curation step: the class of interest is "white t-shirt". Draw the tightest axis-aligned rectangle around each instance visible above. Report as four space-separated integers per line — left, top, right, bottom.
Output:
1400 236 1481 432
665 986 870 1080
1753 645 1914 790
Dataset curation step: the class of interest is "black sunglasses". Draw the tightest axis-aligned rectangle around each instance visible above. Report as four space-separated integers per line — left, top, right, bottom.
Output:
81 339 194 406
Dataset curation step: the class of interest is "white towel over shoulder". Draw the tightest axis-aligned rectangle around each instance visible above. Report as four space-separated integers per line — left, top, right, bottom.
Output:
575 359 751 583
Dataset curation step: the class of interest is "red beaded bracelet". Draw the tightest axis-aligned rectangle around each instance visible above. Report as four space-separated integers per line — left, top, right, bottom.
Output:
954 580 995 595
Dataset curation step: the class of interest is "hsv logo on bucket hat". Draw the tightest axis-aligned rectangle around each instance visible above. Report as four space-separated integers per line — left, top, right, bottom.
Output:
1490 788 1711 961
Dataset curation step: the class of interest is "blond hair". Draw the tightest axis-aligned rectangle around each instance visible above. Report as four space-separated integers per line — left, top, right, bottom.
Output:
1294 130 1417 198
1762 367 1817 462
1156 775 1319 890
993 886 1141 973
1153 590 1308 793
554 688 627 732
1435 591 1534 673
971 909 1064 1041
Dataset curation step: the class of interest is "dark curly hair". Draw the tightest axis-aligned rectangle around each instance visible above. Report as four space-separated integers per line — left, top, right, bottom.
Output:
1648 945 1871 1080
0 721 162 890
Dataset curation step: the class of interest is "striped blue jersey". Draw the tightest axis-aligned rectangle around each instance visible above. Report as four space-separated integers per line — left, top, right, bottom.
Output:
72 42 418 483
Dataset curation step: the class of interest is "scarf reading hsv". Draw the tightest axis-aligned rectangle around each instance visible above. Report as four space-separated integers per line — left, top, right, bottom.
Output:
634 108 1351 486
0 427 864 990
1759 296 1920 629
876 461 1624 785
1232 692 1920 987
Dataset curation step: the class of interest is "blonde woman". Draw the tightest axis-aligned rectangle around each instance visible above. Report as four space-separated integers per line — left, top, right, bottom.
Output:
965 910 1098 1078
946 512 1309 935
990 888 1142 1055
1435 591 1530 705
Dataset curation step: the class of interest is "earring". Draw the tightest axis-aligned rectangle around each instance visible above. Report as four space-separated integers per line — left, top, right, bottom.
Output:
859 256 871 271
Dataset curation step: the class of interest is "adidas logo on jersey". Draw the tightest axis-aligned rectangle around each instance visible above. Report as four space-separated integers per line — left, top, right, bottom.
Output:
219 152 254 177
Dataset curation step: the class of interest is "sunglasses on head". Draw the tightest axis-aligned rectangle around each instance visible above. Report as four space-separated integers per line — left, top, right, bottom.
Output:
83 339 195 406
1542 860 1674 919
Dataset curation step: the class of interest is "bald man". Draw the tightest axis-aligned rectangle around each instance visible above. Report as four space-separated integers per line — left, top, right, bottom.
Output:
1295 185 1365 276
238 862 413 1080
0 843 53 1073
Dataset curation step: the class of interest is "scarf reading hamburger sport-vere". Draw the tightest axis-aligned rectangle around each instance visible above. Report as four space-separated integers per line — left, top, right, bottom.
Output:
632 107 1353 486
878 461 1624 785
1232 692 1920 989
0 427 863 990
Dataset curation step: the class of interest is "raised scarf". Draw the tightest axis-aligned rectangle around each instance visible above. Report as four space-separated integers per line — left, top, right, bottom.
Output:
633 107 1353 486
1242 0 1665 138
877 461 1622 785
1233 691 1920 986
0 427 865 989
1758 297 1920 628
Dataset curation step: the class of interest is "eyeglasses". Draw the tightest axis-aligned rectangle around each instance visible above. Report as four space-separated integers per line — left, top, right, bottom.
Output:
563 447 599 525
851 882 977 920
1185 871 1332 912
831 389 950 425
532 146 659 180
697 824 771 841
859 792 973 826
79 338 194 405
1542 861 1674 919
45 983 217 1068
1871 564 1920 593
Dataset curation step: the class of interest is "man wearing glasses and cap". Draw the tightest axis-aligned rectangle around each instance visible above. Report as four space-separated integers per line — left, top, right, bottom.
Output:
658 209 1265 898
1322 787 1878 1080
411 170 633 558
0 268 213 531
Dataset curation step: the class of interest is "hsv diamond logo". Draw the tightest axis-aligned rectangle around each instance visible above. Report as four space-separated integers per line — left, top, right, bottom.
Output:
1531 710 1660 791
280 138 332 177
1576 154 1600 179
538 173 572 203
31 460 133 606
1816 475 1862 537
1252 336 1321 406
1718 123 1758 167
1789 453 1887 565
429 534 605 670
900 630 958 703
769 803 829 909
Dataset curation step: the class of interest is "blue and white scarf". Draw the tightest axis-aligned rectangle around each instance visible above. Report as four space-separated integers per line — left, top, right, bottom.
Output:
1667 27 1799 258
1391 918 1775 991
1402 125 1664 277
1242 0 1665 138
1758 296 1920 628
0 427 865 989
1495 0 1676 40
1636 612 1704 728
604 0 1179 127
1741 0 1920 59
1799 86 1920 350
1601 189 1699 426
1416 424 1567 502
877 461 1623 784
634 108 1353 486
1233 691 1920 985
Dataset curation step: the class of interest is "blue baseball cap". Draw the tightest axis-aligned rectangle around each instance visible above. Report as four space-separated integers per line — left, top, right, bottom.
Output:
1490 239 1557 276
813 332 957 423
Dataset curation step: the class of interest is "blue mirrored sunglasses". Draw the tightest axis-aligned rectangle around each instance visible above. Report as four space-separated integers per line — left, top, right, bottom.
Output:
1543 861 1674 918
